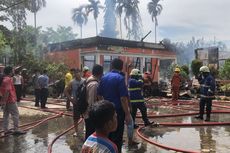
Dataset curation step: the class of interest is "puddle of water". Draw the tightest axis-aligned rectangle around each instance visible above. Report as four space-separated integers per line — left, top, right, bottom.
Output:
1 100 230 153
142 125 230 153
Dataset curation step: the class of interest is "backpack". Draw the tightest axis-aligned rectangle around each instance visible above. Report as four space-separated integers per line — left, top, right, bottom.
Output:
76 79 98 115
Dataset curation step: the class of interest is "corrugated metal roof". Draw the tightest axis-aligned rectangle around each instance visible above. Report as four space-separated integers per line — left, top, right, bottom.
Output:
48 36 167 52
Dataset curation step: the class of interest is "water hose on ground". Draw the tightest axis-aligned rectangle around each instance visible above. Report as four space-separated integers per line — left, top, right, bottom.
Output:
0 113 63 138
136 126 200 153
48 118 83 153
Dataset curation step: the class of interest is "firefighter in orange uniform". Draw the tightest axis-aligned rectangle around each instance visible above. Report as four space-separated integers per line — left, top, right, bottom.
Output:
171 68 182 101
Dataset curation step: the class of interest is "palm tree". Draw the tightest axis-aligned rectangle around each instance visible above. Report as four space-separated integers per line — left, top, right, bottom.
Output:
85 0 103 36
26 0 46 28
72 6 88 38
116 0 124 39
116 0 142 40
147 0 162 43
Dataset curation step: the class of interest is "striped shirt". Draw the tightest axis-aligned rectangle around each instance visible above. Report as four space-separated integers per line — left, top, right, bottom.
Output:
81 132 118 153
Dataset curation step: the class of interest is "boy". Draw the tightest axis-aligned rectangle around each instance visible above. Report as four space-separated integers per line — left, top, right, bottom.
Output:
82 100 118 153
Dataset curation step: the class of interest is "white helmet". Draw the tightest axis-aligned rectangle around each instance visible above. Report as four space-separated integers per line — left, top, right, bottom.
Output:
130 69 141 76
199 66 210 73
83 66 89 72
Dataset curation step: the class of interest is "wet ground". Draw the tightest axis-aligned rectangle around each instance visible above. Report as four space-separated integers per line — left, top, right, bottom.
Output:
0 96 230 153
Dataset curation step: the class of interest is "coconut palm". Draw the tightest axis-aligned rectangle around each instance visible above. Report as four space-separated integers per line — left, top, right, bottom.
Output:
26 0 46 28
85 0 104 36
147 0 162 43
72 6 88 38
116 0 142 40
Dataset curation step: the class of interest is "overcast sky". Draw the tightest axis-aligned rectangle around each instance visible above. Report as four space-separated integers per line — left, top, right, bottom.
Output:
24 0 230 48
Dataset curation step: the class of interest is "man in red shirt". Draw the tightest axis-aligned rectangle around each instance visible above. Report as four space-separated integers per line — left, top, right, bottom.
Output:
0 66 26 135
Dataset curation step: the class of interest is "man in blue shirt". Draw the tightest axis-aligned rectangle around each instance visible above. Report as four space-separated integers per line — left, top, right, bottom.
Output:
98 58 132 153
38 70 49 109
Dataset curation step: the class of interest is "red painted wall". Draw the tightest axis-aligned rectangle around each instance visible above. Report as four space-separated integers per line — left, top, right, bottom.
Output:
46 49 80 68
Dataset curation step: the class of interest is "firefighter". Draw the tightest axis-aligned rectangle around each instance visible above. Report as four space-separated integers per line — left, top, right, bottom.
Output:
82 66 91 79
128 69 155 129
171 67 182 101
195 66 215 122
143 71 152 97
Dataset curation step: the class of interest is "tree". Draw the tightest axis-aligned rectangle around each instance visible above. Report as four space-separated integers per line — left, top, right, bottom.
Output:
2 0 28 64
116 0 142 40
220 59 230 80
100 0 118 38
86 0 104 36
147 0 162 43
72 6 88 38
41 26 77 44
26 0 46 28
0 32 6 50
191 59 203 77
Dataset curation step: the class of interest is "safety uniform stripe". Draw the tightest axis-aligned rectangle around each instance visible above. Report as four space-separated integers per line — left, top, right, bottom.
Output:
200 94 215 98
128 88 141 91
130 99 145 102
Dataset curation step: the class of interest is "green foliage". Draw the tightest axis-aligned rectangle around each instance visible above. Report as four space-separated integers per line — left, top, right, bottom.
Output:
181 65 189 75
0 32 6 49
220 59 230 79
21 53 68 81
191 59 202 77
209 65 219 78
40 26 77 44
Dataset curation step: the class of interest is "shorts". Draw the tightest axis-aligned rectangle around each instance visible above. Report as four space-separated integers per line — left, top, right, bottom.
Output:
73 103 81 121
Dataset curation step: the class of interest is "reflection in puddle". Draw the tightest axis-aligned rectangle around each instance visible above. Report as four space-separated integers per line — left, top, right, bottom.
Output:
1 103 230 153
142 124 230 153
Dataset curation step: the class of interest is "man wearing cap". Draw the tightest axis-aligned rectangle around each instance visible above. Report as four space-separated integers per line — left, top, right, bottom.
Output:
195 66 215 122
128 68 155 129
171 67 182 101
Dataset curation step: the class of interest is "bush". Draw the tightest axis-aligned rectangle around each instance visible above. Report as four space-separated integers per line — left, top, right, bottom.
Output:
220 59 230 80
191 59 203 77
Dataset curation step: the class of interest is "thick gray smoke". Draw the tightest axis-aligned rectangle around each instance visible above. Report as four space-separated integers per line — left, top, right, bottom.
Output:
100 0 118 38
162 37 227 65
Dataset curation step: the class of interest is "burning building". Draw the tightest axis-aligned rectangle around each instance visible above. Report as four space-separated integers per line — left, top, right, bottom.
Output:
47 36 176 82
195 47 230 69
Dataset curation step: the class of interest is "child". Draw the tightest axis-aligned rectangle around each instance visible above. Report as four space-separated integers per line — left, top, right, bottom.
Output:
81 100 118 153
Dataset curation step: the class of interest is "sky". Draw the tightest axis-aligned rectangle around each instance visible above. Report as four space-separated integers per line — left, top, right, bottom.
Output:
15 0 230 49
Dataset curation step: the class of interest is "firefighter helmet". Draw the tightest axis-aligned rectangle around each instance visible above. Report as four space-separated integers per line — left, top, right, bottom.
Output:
83 66 89 72
130 69 141 76
199 66 210 73
174 67 180 72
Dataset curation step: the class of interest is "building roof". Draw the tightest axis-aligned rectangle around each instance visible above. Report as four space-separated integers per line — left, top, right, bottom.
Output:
48 36 167 52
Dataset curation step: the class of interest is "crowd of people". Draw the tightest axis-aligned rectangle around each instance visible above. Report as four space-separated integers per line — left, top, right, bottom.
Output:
63 59 158 153
0 58 216 153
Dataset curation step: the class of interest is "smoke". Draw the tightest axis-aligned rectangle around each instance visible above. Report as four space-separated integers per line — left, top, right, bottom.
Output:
100 0 118 38
162 37 227 65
